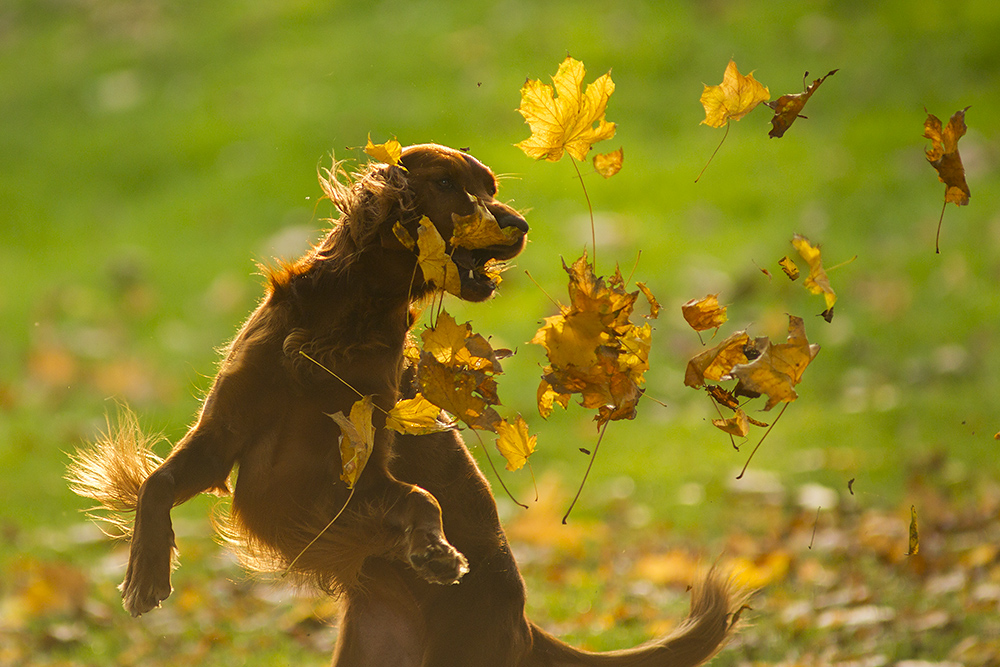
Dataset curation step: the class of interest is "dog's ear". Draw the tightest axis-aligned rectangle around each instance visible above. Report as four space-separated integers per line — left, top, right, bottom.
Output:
348 164 413 248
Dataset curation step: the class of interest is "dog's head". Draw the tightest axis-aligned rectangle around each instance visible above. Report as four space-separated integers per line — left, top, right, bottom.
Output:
393 144 528 302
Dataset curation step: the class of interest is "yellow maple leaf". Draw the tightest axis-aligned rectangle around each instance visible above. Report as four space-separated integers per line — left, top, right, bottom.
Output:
421 311 471 365
731 315 820 410
713 409 750 438
385 393 452 435
700 60 770 128
792 234 836 321
516 56 616 162
593 148 624 178
495 415 537 472
684 331 751 388
681 293 728 332
416 217 462 296
923 107 971 206
450 199 524 249
328 396 375 488
364 134 403 166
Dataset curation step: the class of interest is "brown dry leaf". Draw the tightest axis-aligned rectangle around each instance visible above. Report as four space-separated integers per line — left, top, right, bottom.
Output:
416 217 462 296
924 107 971 252
636 282 661 319
385 393 452 435
328 396 375 488
778 256 800 280
495 415 537 471
700 60 770 128
731 315 820 410
766 69 837 138
792 234 836 321
713 409 750 437
364 134 403 166
682 293 728 332
516 56 616 162
450 199 524 249
684 331 750 388
593 148 624 178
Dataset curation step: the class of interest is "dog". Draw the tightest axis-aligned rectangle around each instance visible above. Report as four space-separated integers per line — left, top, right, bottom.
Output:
68 143 747 666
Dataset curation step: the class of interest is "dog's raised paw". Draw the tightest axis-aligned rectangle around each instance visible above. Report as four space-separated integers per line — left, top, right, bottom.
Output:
408 537 470 585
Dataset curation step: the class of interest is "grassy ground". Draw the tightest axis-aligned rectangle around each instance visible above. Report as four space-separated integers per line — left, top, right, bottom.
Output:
2 1 1000 665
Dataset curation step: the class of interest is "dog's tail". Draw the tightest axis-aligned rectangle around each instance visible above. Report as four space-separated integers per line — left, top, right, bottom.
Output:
526 566 749 667
66 408 166 538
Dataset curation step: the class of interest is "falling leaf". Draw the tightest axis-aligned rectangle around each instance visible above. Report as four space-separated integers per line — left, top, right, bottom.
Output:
792 234 836 321
636 282 661 319
416 217 462 296
495 415 537 471
421 311 471 365
684 331 750 388
706 383 741 410
450 199 524 249
364 134 403 166
386 393 452 435
516 56 617 162
700 60 770 128
328 396 375 488
765 69 838 138
593 148 624 178
907 505 920 555
848 478 856 495
731 315 820 410
713 409 750 437
681 293 728 332
778 256 800 280
924 107 971 252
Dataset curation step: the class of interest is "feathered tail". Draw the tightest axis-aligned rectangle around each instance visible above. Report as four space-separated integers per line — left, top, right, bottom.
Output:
66 408 165 538
526 565 750 667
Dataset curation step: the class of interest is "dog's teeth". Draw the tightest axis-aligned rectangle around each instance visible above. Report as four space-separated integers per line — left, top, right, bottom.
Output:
467 269 475 279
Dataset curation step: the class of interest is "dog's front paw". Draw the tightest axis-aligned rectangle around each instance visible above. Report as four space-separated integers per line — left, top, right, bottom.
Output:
120 539 174 616
408 533 470 585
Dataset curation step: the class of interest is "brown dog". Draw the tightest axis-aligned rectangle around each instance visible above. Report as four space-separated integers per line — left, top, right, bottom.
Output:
69 144 746 666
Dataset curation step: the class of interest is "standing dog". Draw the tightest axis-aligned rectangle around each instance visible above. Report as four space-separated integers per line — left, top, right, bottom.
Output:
69 143 746 666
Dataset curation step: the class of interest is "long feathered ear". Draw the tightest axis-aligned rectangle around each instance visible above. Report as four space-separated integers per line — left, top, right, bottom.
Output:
319 160 413 250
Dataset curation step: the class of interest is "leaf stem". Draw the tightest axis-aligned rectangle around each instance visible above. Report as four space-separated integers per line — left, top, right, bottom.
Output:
570 158 596 271
471 429 528 509
282 485 356 577
562 420 609 524
736 402 788 479
695 122 730 183
936 200 947 254
298 351 389 415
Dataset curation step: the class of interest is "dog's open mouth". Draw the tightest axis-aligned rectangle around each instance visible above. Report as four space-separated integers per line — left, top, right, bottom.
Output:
451 237 525 302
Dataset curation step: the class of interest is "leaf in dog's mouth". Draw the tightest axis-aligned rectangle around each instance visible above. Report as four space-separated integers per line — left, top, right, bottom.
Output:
450 200 524 250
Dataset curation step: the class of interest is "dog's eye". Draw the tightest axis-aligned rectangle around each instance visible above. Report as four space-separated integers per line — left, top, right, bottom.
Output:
437 177 454 190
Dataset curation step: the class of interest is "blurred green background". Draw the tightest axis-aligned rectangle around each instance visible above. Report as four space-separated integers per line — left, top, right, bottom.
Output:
2 0 999 664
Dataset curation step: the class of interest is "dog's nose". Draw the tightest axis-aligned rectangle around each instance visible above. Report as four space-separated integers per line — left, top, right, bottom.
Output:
496 211 529 234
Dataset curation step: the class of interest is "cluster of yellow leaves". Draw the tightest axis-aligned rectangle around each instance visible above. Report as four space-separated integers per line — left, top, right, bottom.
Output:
516 56 624 177
410 311 536 472
685 314 820 437
533 253 658 428
923 107 971 252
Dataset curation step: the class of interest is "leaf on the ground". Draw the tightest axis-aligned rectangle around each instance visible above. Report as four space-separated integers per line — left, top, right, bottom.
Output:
779 256 800 280
792 234 836 321
765 69 837 138
700 60 770 128
385 393 452 435
495 415 537 471
731 315 820 410
682 293 728 332
328 396 375 488
364 134 403 166
416 217 462 296
516 56 616 162
684 331 750 388
450 199 524 249
593 148 624 178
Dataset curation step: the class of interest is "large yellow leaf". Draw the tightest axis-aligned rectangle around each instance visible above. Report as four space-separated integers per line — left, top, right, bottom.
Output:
420 311 470 365
364 134 403 166
516 56 616 162
495 416 537 472
385 393 452 435
450 200 524 249
683 331 750 388
700 60 770 128
730 315 820 410
328 396 375 488
416 217 462 296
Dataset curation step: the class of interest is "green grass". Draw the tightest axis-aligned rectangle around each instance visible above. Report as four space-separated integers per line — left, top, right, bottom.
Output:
3 0 1000 664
